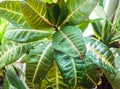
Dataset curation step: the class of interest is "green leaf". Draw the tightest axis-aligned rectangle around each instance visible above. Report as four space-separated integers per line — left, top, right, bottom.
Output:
25 42 54 88
44 0 53 3
42 62 69 89
56 0 68 26
102 20 111 46
4 65 26 89
92 21 102 39
0 1 30 28
20 0 52 29
85 37 115 73
61 0 99 26
54 50 86 88
105 48 120 89
0 41 39 68
82 65 100 88
46 3 60 24
5 29 51 43
79 55 100 88
53 26 86 59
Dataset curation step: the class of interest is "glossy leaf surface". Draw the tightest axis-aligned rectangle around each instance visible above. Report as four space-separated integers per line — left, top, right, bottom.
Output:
54 50 86 88
85 37 115 73
53 26 86 59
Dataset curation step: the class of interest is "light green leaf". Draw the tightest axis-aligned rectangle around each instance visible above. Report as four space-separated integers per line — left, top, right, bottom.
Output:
4 65 26 89
5 29 51 43
0 41 39 68
42 62 69 89
53 26 86 59
0 1 30 28
61 0 99 26
25 42 54 89
85 37 115 73
20 0 52 29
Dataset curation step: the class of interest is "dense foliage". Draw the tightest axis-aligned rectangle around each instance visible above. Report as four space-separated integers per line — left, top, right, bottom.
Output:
0 0 120 89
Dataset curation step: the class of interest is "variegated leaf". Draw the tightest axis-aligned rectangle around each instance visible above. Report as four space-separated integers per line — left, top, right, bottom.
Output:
20 0 52 29
54 50 86 88
42 62 69 89
5 29 51 43
0 1 30 28
25 42 54 89
61 0 99 26
0 41 39 68
85 37 115 73
53 26 86 59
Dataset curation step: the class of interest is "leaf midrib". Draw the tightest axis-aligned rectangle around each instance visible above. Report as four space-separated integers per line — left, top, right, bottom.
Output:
32 43 52 83
61 0 88 26
60 30 82 59
6 29 49 33
0 42 35 66
87 44 114 68
0 7 22 16
24 1 52 26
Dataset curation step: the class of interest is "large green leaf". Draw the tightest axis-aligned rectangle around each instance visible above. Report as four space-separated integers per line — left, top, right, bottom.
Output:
55 50 99 88
0 1 30 28
5 29 51 43
25 42 54 89
85 37 115 73
54 50 86 88
61 0 99 26
53 26 86 59
0 41 39 68
20 0 52 29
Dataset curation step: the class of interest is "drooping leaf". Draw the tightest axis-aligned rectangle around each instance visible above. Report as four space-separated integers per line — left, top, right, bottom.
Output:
54 50 86 88
61 0 99 26
5 29 51 43
53 26 86 59
0 1 30 28
0 41 39 68
25 42 54 89
4 65 26 89
85 37 115 73
20 0 52 29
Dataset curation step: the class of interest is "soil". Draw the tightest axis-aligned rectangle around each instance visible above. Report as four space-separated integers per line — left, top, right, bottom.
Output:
97 74 112 89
